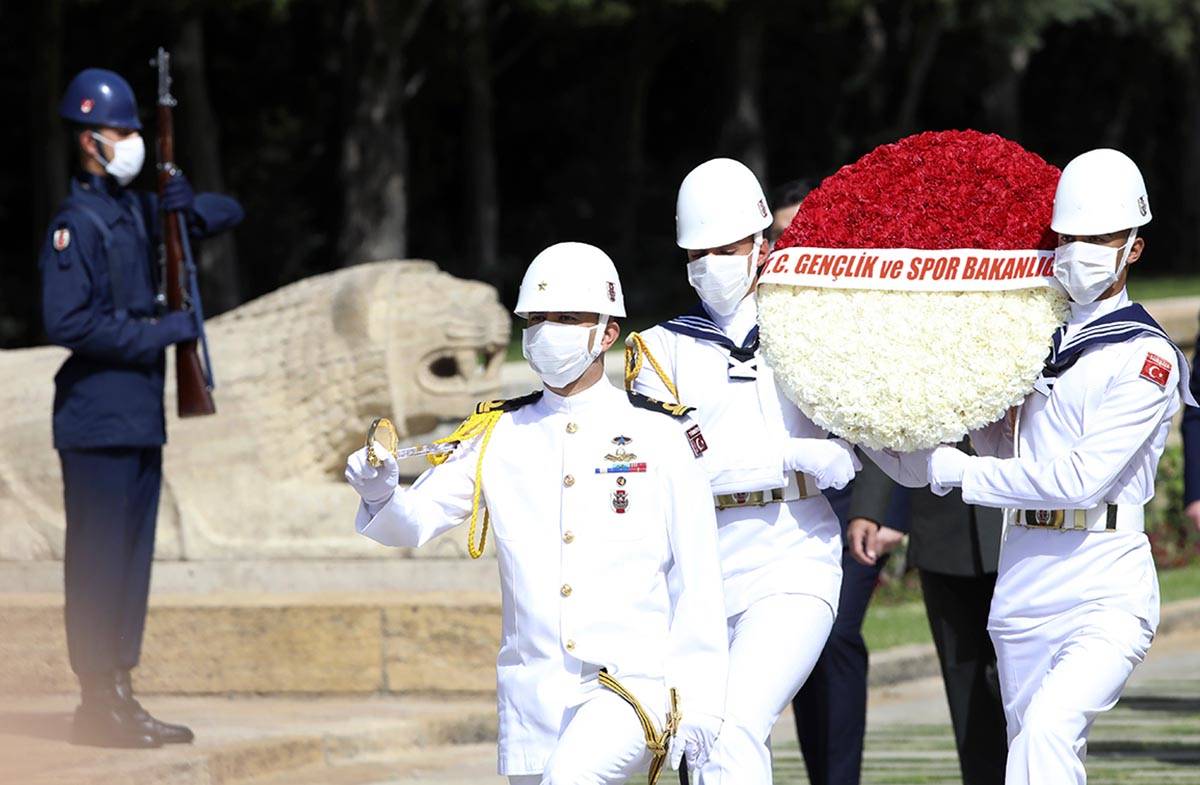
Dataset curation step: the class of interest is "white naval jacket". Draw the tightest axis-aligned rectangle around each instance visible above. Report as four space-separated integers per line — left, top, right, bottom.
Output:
961 290 1186 633
631 294 843 618
355 378 728 776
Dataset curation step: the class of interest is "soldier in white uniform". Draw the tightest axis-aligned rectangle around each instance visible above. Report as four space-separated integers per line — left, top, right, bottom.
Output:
345 242 728 785
904 149 1195 785
626 159 859 783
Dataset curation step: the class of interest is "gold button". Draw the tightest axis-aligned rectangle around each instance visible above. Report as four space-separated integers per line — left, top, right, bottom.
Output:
563 474 575 487
563 531 575 544
565 639 576 651
560 584 573 597
566 422 578 434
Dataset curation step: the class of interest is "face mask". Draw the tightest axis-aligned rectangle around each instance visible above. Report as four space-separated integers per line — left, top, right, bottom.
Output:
686 235 762 316
1053 230 1136 304
522 317 607 388
91 132 145 186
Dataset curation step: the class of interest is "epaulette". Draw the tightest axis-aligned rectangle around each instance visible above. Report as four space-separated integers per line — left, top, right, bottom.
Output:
474 390 543 415
627 390 695 419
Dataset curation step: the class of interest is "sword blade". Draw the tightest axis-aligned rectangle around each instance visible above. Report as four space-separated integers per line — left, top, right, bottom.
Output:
392 442 456 460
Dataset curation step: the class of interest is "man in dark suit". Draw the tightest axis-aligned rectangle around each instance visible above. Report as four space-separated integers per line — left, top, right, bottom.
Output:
845 451 1008 785
791 479 909 785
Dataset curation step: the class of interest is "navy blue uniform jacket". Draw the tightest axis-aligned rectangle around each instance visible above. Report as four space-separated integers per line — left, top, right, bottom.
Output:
39 173 243 450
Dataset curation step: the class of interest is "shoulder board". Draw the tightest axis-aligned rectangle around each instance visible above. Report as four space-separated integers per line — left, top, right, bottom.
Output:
627 390 695 419
475 390 543 415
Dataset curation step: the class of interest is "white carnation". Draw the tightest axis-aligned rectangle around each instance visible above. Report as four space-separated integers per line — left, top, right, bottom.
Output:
758 286 1069 452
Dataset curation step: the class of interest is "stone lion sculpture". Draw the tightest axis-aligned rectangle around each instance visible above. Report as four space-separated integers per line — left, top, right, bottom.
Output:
0 260 510 561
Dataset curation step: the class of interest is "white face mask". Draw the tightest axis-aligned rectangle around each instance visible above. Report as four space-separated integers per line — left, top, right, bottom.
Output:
686 235 762 316
522 318 607 388
91 132 145 186
1053 230 1136 304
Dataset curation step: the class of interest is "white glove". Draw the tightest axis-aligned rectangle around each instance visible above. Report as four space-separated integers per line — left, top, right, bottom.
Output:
344 442 400 508
782 438 862 490
669 712 723 771
928 444 971 496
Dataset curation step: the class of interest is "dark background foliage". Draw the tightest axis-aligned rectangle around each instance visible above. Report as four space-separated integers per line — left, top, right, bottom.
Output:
4 0 1199 348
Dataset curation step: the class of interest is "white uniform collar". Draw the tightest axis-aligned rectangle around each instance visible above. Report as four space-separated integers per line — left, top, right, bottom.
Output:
1067 287 1130 327
539 375 621 414
702 292 758 345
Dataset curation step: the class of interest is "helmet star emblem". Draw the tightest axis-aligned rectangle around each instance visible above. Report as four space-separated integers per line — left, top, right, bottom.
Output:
537 281 548 291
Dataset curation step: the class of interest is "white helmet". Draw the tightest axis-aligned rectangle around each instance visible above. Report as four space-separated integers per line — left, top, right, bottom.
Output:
1051 148 1152 236
514 242 626 318
676 158 771 250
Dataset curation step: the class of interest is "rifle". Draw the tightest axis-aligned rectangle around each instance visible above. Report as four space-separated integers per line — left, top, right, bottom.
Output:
151 47 216 417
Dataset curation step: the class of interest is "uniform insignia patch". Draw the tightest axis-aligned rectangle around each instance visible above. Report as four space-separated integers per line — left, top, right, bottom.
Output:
686 424 708 458
604 435 637 464
611 489 629 514
53 228 71 251
1140 353 1172 387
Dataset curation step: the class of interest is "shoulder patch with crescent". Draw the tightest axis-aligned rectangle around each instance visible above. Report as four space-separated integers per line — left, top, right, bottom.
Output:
475 391 544 415
626 390 695 419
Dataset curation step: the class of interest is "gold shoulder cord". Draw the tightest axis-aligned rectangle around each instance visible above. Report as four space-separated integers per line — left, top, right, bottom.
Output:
598 670 681 785
427 405 505 559
625 332 679 403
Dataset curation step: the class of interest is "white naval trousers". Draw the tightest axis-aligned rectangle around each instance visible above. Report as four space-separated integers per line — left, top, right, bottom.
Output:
508 686 660 785
698 593 835 784
991 607 1153 785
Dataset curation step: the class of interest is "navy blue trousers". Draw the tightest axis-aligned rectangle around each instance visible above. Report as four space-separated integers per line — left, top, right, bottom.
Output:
60 447 161 676
792 485 894 785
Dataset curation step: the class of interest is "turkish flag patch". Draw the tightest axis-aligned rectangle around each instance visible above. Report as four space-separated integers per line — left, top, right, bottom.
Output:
1140 352 1172 387
52 228 71 251
686 424 708 458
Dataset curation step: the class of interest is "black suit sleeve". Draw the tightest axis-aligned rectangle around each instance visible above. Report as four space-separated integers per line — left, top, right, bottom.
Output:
847 453 910 533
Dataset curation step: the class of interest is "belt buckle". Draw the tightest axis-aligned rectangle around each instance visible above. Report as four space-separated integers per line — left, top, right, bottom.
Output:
1024 509 1064 529
716 491 766 510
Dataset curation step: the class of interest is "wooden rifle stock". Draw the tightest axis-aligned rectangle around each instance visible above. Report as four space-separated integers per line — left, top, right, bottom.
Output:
154 49 215 417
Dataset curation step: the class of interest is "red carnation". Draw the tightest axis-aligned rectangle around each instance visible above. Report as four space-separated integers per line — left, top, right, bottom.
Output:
776 130 1060 253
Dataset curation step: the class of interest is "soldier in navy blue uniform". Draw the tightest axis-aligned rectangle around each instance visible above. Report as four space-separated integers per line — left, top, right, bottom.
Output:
39 68 243 749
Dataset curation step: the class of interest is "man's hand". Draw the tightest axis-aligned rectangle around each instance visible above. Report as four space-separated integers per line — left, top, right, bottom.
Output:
345 442 399 508
1186 500 1200 533
783 438 862 490
669 712 723 771
928 444 971 496
162 172 196 214
847 517 905 566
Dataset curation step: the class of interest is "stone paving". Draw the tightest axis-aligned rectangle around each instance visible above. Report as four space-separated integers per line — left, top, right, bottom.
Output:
391 628 1200 784
769 627 1200 785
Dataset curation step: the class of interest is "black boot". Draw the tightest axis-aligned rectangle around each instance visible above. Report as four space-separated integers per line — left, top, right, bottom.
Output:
115 670 195 745
72 671 162 748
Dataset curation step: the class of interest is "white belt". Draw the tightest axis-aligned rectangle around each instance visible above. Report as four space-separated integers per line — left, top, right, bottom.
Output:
715 471 816 510
1008 503 1144 533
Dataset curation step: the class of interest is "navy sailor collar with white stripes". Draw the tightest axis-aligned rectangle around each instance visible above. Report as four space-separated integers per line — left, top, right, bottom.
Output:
1040 289 1196 406
663 296 760 379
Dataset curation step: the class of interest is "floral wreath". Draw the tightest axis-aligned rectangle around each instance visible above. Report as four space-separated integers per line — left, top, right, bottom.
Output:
758 130 1069 451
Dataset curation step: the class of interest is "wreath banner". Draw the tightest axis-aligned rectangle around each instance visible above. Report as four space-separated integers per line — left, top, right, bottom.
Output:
763 247 1060 292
